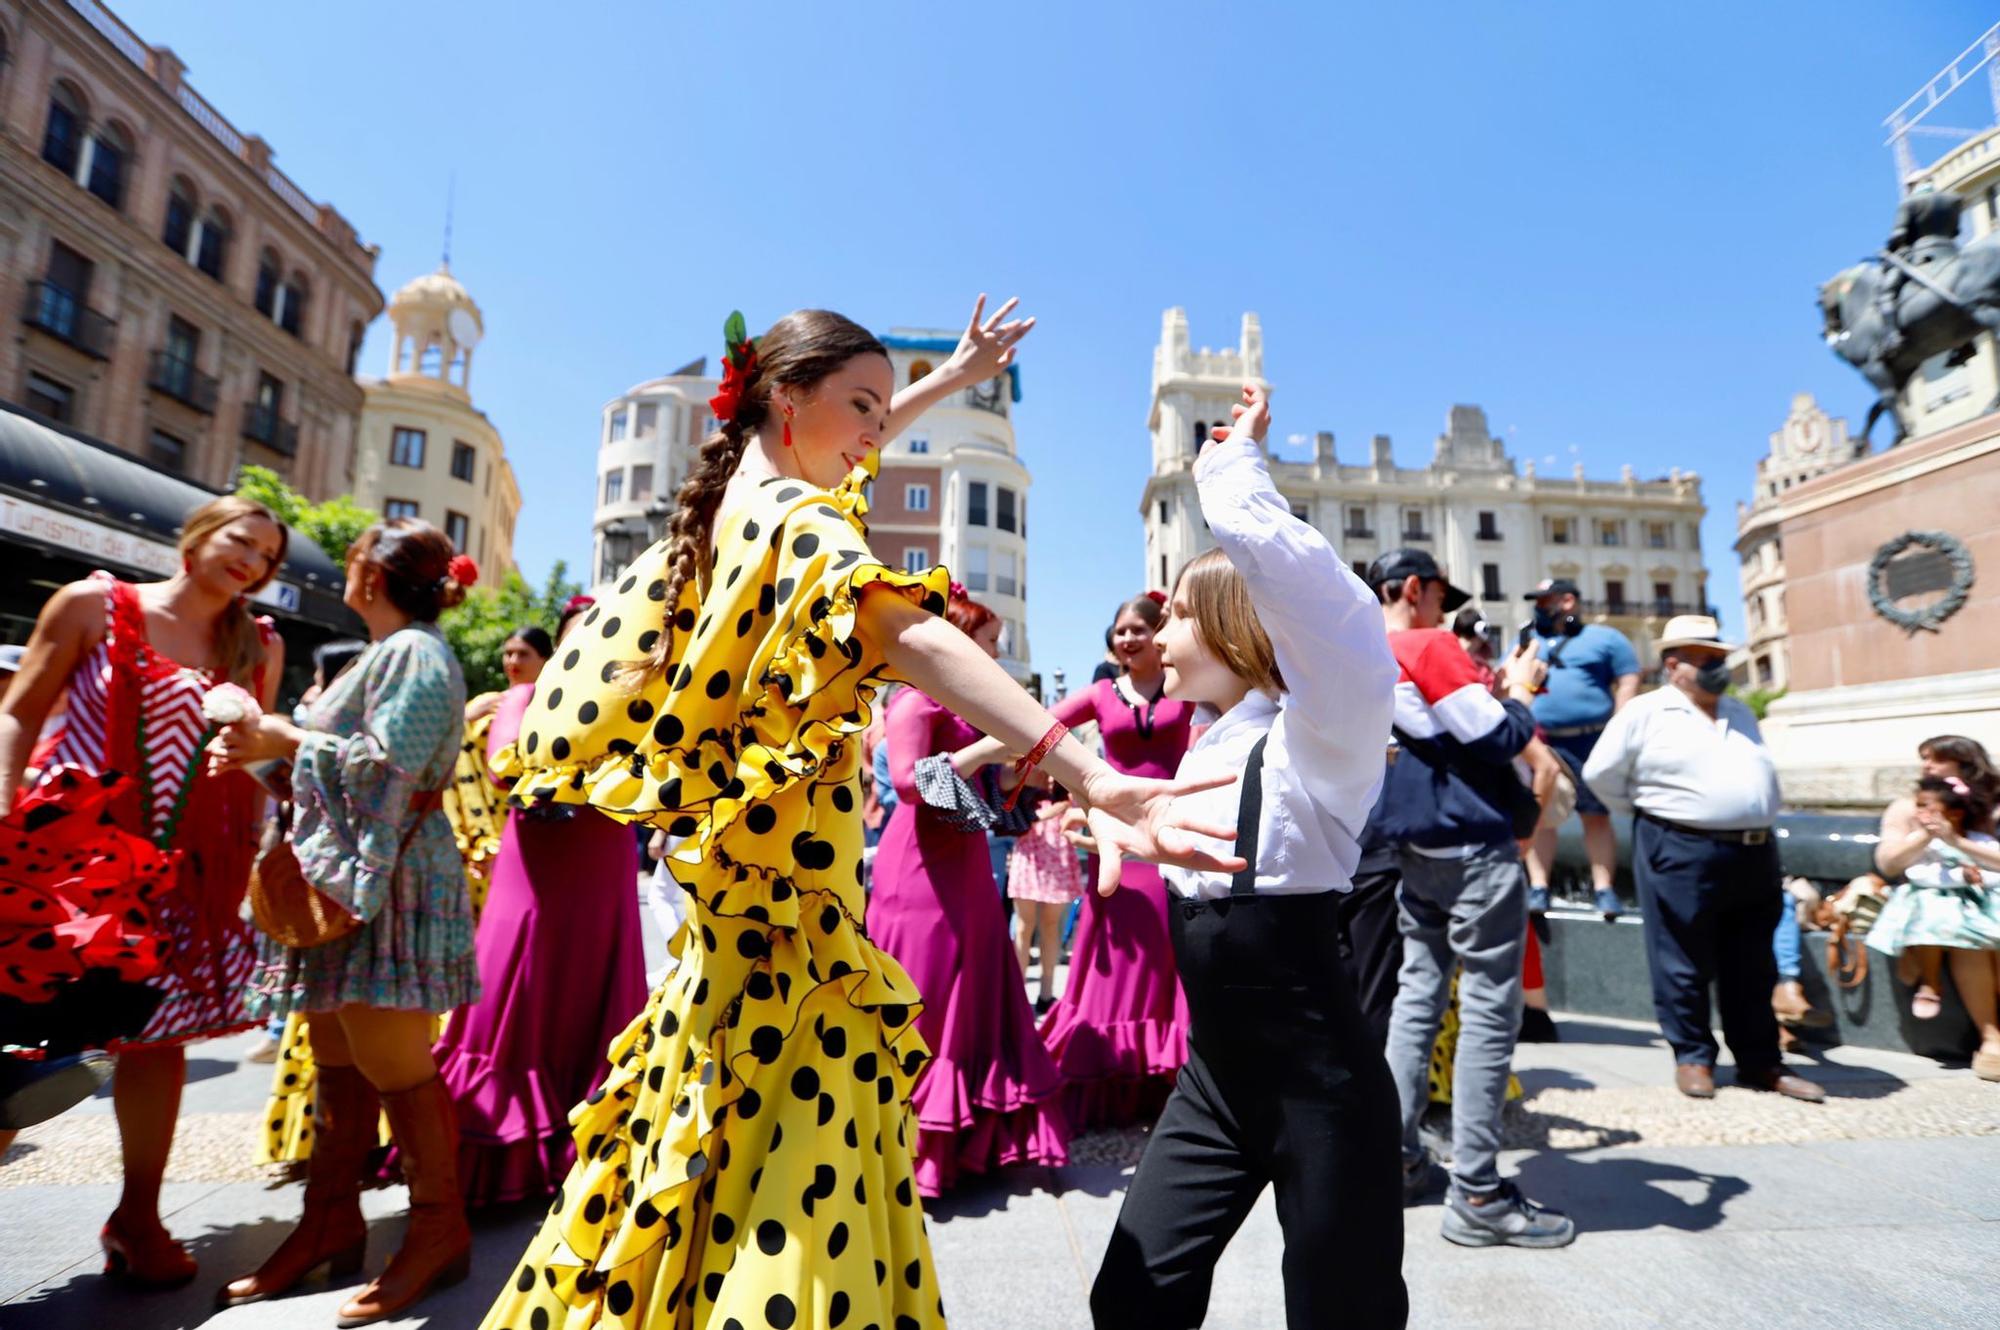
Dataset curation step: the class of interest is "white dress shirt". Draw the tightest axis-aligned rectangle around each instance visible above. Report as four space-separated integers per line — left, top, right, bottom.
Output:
1161 436 1398 900
1582 685 1781 830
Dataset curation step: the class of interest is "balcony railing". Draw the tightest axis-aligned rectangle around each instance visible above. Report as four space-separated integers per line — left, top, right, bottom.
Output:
1475 529 1503 541
240 401 299 457
1342 526 1375 540
21 281 114 358
148 351 218 413
1400 528 1432 542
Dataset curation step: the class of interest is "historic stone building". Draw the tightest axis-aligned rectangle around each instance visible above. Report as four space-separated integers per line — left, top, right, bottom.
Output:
590 331 1035 684
0 0 383 498
351 266 520 585
1731 394 1866 691
1138 309 1710 667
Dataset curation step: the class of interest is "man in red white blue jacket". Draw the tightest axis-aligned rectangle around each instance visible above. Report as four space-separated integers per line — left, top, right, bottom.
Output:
1365 548 1578 1251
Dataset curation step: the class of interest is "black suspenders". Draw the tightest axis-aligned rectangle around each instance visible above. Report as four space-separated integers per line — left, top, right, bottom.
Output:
1228 735 1270 899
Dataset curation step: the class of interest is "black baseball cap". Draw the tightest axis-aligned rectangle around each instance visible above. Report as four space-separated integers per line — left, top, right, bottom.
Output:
1367 549 1470 612
1522 577 1580 602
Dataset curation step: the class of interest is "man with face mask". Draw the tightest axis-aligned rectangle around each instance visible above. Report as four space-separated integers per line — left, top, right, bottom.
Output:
1582 617 1825 1103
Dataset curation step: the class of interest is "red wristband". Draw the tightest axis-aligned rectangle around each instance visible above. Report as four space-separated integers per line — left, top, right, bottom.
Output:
1004 722 1068 811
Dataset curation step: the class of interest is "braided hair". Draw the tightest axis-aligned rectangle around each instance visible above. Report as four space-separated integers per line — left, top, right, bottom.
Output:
639 309 888 676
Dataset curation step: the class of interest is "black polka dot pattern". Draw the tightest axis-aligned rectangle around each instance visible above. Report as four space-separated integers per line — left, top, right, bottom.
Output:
482 460 947 1330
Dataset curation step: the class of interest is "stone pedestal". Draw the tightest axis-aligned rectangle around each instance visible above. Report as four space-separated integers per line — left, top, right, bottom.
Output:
1762 410 2000 810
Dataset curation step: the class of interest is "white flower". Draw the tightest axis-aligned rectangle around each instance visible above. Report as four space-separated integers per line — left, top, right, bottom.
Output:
202 684 261 726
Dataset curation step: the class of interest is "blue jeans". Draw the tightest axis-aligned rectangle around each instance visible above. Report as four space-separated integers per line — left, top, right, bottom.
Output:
1773 899 1802 981
989 835 1016 896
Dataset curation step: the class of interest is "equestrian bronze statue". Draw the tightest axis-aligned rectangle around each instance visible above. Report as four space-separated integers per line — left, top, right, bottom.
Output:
1820 191 2000 444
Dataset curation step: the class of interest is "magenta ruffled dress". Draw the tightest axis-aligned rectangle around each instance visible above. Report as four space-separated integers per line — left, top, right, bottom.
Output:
1037 677 1194 1128
867 687 1069 1195
429 682 649 1207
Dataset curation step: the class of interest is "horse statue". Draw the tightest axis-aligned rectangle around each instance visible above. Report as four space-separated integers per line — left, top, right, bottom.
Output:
1820 190 2000 445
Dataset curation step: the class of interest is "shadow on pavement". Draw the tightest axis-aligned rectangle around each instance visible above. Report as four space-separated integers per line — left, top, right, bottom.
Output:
1544 1020 1667 1050
1509 1152 1750 1234
5 1214 301 1330
89 1057 239 1101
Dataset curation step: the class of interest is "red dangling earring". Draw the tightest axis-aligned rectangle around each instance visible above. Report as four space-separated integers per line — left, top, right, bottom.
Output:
782 402 795 448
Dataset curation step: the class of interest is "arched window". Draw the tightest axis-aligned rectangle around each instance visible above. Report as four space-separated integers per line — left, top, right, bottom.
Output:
279 270 308 337
41 81 86 176
86 120 131 209
195 205 230 280
162 176 198 257
254 248 281 317
908 358 933 384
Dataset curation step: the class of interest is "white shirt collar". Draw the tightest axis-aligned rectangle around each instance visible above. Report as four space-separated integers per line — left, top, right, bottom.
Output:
1193 689 1280 754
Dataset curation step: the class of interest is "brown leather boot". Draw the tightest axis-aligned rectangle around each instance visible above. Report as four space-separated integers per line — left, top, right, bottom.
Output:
335 1075 470 1327
216 1062 377 1307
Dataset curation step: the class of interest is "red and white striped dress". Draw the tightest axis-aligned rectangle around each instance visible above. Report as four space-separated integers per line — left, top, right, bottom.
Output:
34 572 270 1046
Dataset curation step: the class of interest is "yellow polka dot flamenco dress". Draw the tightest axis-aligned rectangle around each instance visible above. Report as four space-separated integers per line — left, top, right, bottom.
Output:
482 462 951 1330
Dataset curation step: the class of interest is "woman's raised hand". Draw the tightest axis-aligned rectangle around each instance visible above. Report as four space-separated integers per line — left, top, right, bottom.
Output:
1077 768 1245 896
1207 383 1271 446
941 294 1035 386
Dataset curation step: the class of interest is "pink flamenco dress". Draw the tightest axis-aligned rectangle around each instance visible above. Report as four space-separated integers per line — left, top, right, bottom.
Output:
1036 676 1194 1128
865 687 1069 1195
427 682 650 1206
1 573 267 1054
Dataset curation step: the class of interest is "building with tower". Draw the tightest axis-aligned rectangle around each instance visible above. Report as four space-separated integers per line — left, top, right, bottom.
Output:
590 327 1036 686
1731 394 1866 691
351 265 519 584
1138 308 1710 669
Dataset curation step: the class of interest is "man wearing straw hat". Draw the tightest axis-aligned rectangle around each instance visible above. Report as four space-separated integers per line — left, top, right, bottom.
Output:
1582 616 1826 1103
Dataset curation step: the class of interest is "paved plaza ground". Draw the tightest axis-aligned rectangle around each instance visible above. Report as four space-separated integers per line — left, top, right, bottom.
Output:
5 905 1999 1328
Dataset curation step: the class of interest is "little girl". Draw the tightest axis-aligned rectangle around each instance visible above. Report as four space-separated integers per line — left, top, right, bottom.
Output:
1868 776 2000 1029
1086 384 1408 1328
1009 786 1086 1012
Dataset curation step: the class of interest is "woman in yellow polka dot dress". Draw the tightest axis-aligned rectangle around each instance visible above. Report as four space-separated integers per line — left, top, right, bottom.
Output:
480 300 1242 1330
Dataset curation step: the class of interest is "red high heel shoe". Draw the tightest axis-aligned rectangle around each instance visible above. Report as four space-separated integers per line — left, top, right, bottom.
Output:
101 1211 198 1287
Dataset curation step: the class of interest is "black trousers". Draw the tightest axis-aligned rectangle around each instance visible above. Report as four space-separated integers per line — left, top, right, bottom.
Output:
1633 817 1783 1072
1091 890 1408 1329
1331 867 1403 1051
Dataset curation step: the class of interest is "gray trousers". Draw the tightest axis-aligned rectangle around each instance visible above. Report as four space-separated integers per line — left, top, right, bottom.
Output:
1383 841 1527 1197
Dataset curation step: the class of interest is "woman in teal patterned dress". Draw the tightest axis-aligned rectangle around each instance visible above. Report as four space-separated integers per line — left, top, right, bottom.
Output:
207 519 480 1326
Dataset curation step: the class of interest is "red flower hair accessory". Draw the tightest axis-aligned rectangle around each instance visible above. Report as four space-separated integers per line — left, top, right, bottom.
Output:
562 594 597 617
1145 589 1167 606
708 309 758 424
948 580 969 601
447 554 479 586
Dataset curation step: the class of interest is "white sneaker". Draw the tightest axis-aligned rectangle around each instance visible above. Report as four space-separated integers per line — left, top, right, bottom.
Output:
244 1034 283 1064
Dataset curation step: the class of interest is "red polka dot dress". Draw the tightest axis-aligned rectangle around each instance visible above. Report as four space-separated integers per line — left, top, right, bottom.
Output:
481 464 952 1330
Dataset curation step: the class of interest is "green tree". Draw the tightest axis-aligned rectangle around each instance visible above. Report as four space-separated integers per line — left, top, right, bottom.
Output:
233 464 375 564
440 561 583 697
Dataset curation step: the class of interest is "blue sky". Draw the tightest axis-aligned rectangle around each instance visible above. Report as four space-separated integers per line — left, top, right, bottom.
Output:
115 0 1992 678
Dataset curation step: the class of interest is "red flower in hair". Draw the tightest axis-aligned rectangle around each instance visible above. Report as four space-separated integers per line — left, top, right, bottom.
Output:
948 580 969 601
1145 589 1167 606
708 310 757 423
447 554 479 586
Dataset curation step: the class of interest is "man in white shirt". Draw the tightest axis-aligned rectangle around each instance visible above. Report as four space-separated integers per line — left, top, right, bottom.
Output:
1583 616 1825 1103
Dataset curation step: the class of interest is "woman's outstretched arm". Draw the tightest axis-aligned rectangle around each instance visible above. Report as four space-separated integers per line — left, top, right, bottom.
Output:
860 587 1243 887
